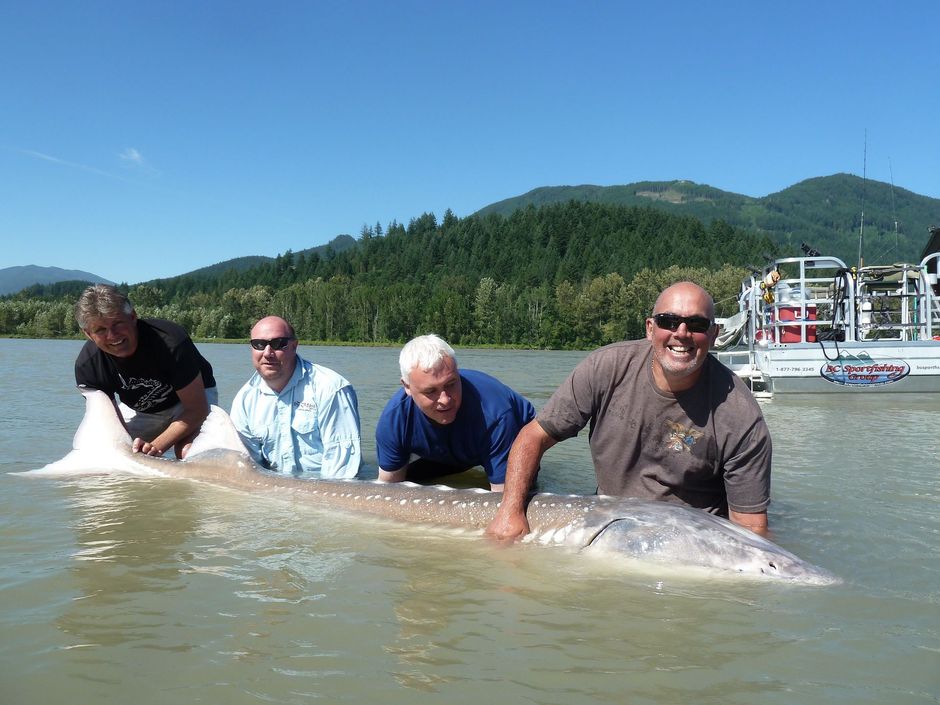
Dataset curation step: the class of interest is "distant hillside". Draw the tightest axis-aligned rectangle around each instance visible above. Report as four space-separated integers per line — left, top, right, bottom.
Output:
144 234 357 283
476 174 940 266
115 201 776 346
0 265 113 296
182 255 272 278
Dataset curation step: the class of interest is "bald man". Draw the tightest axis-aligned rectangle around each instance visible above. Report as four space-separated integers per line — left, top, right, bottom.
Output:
230 316 361 478
487 281 772 541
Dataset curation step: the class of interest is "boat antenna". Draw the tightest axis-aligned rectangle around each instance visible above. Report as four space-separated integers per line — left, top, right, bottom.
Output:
871 157 902 263
889 157 899 253
857 129 867 269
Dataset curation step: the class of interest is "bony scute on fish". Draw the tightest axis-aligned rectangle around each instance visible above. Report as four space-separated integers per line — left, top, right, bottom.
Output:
19 390 840 586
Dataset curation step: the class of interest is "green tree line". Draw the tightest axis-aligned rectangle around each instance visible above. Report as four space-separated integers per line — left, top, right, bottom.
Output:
477 175 940 266
2 202 775 348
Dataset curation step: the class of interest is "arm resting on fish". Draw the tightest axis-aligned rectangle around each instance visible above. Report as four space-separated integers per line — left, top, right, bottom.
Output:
730 509 768 537
134 376 209 458
486 419 557 543
377 466 408 483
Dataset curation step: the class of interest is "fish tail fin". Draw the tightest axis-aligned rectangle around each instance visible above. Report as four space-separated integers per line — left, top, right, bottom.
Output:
73 389 133 452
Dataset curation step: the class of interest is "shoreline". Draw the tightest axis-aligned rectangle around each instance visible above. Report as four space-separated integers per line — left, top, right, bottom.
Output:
0 334 583 352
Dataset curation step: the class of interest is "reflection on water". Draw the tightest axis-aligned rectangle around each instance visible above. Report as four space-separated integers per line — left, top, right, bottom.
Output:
55 477 202 651
2 338 939 705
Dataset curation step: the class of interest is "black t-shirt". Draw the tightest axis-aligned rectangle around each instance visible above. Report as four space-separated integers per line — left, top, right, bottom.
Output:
74 318 216 414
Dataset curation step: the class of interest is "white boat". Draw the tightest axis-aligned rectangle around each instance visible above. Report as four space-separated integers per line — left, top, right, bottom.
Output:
713 249 940 395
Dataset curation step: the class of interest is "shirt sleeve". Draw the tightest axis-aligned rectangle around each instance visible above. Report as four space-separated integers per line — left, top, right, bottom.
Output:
375 399 408 472
74 347 112 396
169 337 204 390
723 416 773 514
75 362 97 390
536 355 597 441
229 388 267 468
317 385 362 479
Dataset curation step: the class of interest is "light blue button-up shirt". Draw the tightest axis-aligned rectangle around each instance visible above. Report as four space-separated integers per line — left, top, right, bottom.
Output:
230 356 361 478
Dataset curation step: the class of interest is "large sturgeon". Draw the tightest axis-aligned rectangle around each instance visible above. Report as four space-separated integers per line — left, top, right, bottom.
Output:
22 391 839 585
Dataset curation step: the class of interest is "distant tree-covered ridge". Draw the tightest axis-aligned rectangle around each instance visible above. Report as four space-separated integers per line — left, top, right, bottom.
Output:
8 173 936 297
0 234 358 298
477 174 940 266
1 202 774 348
0 265 113 296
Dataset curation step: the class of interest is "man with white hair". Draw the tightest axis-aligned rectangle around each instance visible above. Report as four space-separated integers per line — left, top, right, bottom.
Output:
375 334 535 491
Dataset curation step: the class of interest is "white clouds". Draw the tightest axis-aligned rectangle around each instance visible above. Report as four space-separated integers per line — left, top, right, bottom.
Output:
119 147 144 165
12 146 161 181
19 148 119 179
118 147 159 176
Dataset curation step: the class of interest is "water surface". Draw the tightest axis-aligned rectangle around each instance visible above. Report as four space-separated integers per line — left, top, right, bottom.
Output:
2 338 937 704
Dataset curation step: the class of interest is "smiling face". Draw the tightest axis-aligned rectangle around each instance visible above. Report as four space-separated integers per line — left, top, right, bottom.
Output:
250 316 298 393
83 310 140 358
645 282 717 392
402 356 463 425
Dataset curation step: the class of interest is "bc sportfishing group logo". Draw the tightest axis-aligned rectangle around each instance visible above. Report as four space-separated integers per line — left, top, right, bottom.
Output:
820 353 910 387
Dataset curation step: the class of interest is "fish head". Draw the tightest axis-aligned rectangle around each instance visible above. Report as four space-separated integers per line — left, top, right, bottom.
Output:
579 500 841 585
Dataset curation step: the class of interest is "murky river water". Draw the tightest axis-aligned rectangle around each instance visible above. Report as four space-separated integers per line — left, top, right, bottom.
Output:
1 338 937 704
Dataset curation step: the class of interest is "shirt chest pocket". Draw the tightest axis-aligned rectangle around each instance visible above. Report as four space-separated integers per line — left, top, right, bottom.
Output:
291 405 319 436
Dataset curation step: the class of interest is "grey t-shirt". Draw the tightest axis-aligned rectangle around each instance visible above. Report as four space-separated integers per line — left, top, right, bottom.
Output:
537 340 771 516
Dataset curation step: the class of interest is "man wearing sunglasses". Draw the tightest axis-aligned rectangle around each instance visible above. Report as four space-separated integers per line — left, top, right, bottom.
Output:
230 316 361 478
73 284 218 459
488 281 772 540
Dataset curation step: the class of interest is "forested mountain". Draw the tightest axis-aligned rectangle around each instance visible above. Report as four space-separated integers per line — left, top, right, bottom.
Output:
10 175 936 298
0 265 113 296
169 234 357 281
8 175 937 349
1 202 774 348
476 174 940 266
2 235 357 298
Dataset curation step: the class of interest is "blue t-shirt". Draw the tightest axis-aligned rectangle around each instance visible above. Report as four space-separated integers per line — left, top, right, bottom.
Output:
375 369 535 484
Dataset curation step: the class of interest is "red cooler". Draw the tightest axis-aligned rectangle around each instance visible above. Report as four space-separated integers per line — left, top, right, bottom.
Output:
777 305 817 342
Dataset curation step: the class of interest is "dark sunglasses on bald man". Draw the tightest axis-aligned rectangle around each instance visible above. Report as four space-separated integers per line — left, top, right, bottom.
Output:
652 313 713 334
249 336 294 351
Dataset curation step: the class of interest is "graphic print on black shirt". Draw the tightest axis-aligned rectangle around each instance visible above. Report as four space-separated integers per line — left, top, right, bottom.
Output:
115 372 173 412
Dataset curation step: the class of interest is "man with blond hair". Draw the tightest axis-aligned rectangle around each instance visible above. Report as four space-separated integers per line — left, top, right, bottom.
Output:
376 334 535 491
73 284 217 459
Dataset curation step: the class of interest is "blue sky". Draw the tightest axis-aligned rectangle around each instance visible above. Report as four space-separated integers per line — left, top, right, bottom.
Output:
3 0 938 284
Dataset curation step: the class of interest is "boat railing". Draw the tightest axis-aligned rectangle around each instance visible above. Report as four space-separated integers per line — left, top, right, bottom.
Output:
719 253 940 396
857 259 940 341
746 256 853 345
739 255 940 345
919 252 940 339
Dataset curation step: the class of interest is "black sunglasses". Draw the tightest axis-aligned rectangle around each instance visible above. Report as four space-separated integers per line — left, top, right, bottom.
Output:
652 313 713 334
249 337 294 351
